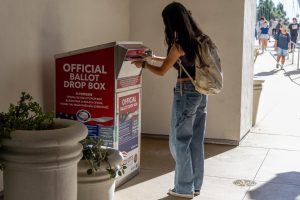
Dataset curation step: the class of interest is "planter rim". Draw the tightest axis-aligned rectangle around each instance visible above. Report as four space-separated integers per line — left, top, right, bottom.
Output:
2 118 88 148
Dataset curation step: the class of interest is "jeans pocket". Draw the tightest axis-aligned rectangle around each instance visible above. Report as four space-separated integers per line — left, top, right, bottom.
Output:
174 92 201 128
185 93 201 115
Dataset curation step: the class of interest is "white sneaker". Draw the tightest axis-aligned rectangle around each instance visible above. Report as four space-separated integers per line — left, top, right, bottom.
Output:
168 189 194 199
194 190 201 196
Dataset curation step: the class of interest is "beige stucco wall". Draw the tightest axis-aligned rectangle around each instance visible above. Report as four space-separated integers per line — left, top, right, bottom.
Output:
130 0 256 143
0 0 130 192
0 0 130 112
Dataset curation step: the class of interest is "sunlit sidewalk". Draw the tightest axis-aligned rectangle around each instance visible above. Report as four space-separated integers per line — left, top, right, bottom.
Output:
115 43 300 200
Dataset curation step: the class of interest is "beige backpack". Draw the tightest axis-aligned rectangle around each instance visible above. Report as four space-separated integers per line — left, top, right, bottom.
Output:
178 34 223 95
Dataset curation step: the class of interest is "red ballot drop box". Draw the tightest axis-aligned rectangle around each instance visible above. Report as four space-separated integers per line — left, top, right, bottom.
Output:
55 41 148 185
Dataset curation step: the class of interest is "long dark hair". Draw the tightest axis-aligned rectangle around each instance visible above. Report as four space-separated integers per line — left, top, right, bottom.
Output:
162 2 203 64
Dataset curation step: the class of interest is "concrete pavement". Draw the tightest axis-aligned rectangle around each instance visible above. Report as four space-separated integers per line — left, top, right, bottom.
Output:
115 40 300 200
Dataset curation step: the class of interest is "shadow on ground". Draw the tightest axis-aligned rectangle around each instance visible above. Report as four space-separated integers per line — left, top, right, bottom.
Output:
283 69 300 86
247 171 300 200
158 195 186 200
254 69 280 77
117 137 235 190
284 70 300 76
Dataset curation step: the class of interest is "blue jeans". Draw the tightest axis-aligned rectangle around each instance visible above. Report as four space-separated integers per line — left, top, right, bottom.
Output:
277 47 288 56
169 82 208 194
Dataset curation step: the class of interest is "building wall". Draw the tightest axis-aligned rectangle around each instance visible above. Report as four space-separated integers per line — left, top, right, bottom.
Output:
0 0 130 112
240 0 257 140
0 0 130 192
129 1 175 135
130 0 255 143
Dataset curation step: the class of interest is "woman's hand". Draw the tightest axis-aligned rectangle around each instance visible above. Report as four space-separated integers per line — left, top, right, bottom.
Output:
131 60 145 68
274 41 277 51
130 43 182 76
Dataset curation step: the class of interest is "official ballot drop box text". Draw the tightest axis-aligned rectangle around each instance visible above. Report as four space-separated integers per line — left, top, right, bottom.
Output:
55 41 148 184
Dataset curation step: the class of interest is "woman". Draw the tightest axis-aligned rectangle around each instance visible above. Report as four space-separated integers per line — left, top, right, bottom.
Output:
132 2 207 199
259 20 269 53
274 25 290 69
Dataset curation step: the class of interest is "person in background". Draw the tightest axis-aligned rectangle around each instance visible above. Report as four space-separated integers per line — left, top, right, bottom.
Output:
268 19 273 39
275 19 282 35
132 2 208 199
288 17 300 51
274 25 290 69
259 20 269 53
256 17 265 46
270 19 278 36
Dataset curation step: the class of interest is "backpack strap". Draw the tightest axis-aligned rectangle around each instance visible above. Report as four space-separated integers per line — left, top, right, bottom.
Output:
179 60 182 96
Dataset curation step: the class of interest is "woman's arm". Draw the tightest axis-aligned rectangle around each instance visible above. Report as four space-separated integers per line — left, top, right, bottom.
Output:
132 44 184 76
151 55 166 62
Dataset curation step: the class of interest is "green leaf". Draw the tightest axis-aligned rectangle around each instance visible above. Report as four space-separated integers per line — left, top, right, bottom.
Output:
0 92 55 170
87 169 93 175
118 171 122 176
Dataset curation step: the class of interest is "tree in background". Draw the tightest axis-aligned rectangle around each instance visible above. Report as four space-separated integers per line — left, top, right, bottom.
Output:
257 0 287 22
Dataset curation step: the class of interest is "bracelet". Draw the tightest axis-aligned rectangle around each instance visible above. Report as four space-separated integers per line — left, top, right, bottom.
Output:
142 61 147 69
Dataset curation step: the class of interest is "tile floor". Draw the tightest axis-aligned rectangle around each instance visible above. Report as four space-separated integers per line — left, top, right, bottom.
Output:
114 42 300 199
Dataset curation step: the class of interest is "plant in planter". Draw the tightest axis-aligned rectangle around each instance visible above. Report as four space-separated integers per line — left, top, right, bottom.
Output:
0 92 54 134
0 92 87 200
80 137 126 177
78 136 125 200
0 92 54 170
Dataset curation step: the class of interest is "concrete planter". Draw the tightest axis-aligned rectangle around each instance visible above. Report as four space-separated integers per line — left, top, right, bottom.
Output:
0 119 88 200
78 148 123 200
253 79 265 126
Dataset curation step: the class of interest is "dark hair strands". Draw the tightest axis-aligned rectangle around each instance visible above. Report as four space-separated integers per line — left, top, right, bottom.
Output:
162 2 211 65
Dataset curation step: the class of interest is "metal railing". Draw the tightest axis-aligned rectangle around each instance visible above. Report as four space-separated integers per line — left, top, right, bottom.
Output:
290 40 300 70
